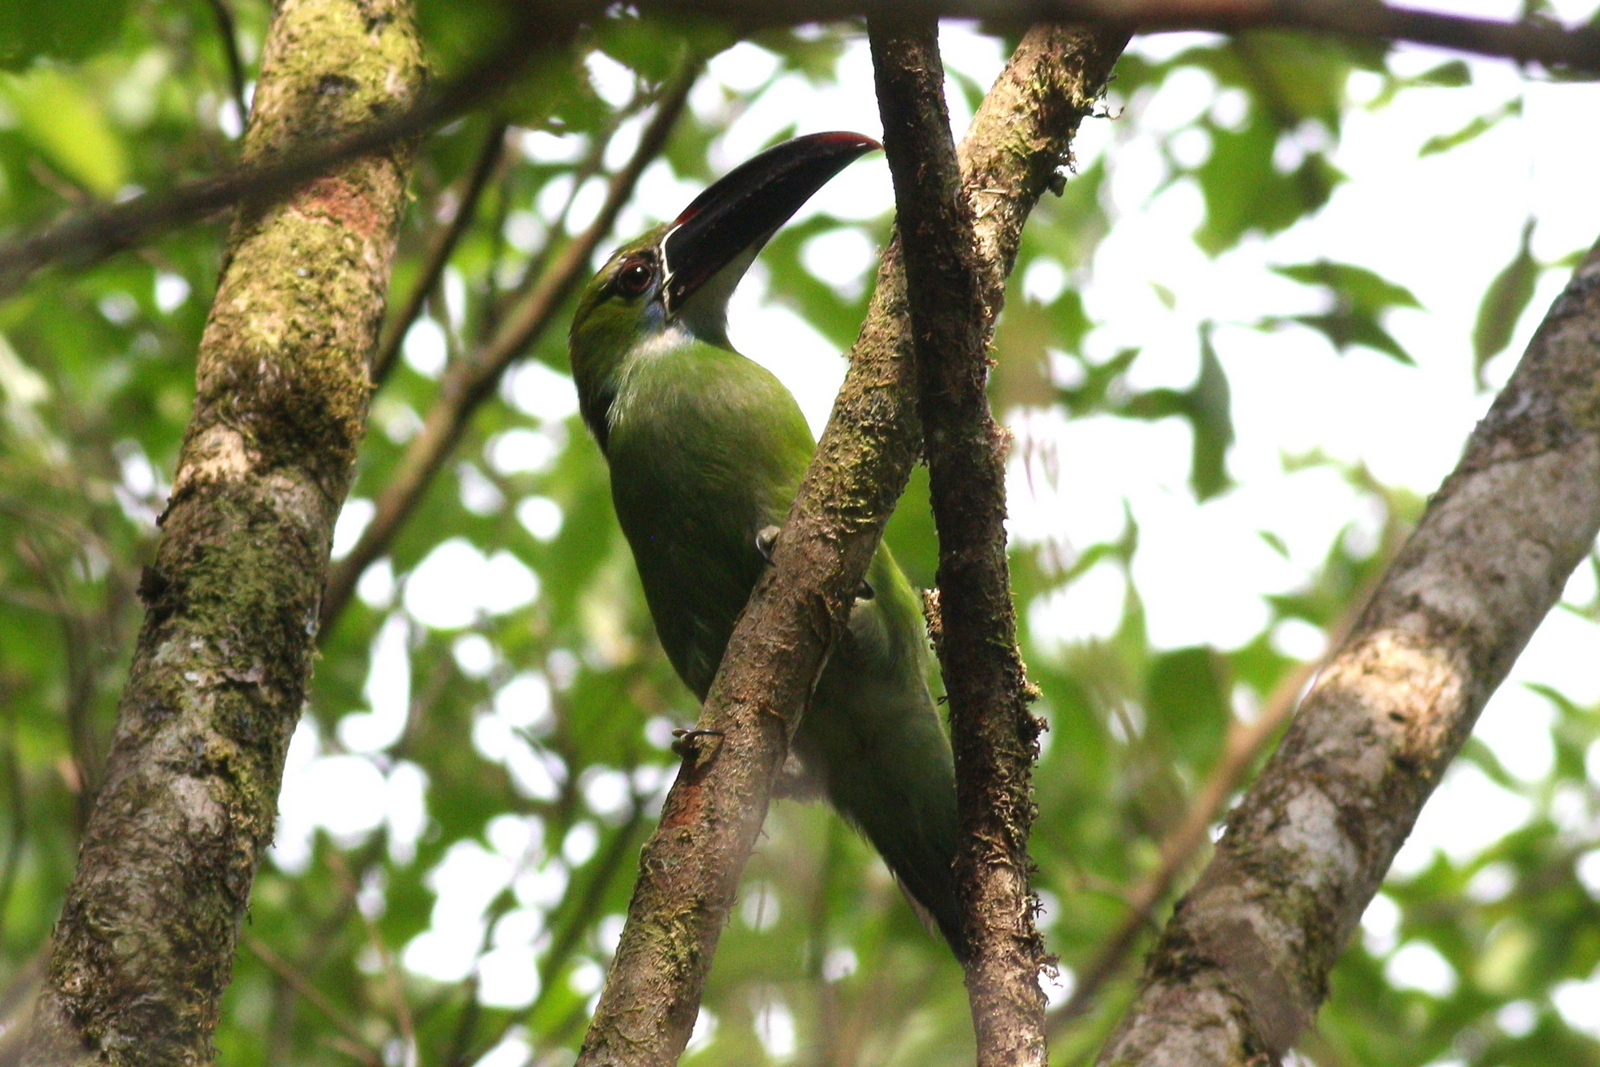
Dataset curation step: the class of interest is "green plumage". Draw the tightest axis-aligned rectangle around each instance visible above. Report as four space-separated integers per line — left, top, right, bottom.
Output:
569 215 965 959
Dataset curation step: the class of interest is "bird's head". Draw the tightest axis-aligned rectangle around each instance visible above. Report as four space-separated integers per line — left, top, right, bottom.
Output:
569 132 879 439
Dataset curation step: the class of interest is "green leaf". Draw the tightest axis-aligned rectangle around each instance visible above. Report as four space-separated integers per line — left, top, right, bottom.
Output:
1194 118 1342 255
1 66 128 196
1289 311 1413 364
1144 646 1229 766
1188 327 1234 500
1270 260 1422 364
1273 260 1421 311
1118 326 1234 499
1232 32 1352 131
1365 59 1472 109
1472 218 1539 388
1414 59 1472 87
0 0 130 69
1419 97 1521 157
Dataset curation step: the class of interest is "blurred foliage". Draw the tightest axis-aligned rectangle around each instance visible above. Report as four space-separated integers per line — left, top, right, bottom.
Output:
0 6 1597 1067
1266 259 1423 364
1475 219 1540 389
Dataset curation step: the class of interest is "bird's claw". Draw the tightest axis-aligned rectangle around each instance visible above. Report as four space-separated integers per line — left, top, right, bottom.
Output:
758 523 871 599
671 727 726 761
755 525 781 564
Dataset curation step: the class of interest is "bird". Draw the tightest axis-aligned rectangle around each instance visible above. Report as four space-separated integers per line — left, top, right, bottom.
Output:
567 132 965 960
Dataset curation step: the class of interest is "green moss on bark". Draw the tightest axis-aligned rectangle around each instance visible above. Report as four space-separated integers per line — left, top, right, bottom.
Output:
22 2 424 1064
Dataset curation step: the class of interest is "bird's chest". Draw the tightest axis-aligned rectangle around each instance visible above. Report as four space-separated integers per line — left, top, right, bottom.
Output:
608 383 781 549
605 377 797 693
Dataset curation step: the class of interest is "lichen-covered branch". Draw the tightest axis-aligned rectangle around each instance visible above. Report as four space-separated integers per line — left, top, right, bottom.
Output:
1096 243 1600 1065
19 2 424 1063
868 18 1047 1067
572 23 1126 1067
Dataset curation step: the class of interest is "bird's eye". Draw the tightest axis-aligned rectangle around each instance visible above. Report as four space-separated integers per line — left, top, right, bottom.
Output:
615 261 653 297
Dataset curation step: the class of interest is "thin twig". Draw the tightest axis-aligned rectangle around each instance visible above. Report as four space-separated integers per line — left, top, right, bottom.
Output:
502 88 657 310
0 688 23 949
203 0 250 120
318 59 699 632
327 850 417 1054
243 933 385 1066
373 121 510 387
1046 566 1380 1034
12 534 99 820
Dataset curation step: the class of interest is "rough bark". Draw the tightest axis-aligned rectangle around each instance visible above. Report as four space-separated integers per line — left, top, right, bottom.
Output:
19 2 424 1063
573 23 1127 1067
868 18 1046 1067
1096 241 1600 1064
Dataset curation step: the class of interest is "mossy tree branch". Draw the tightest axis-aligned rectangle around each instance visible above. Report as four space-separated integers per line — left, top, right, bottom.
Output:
868 17 1049 1067
1096 243 1600 1064
19 1 425 1062
572 23 1126 1067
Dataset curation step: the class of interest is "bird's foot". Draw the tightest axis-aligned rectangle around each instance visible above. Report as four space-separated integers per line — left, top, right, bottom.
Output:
758 523 872 600
755 525 781 564
771 752 825 802
671 727 726 762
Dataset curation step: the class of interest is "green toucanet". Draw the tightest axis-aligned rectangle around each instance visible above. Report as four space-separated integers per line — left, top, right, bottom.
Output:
568 132 964 959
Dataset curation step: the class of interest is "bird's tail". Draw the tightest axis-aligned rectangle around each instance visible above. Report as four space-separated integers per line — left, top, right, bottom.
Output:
798 677 966 960
796 558 967 961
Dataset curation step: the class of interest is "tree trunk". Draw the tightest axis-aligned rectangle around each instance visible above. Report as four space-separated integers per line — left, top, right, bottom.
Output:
21 2 424 1062
1098 239 1600 1064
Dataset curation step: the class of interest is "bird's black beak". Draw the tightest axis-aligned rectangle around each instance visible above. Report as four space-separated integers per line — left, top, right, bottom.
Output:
660 131 880 321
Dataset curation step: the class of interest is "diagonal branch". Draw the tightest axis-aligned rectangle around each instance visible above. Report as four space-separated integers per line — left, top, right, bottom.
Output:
203 0 250 121
1047 567 1381 1036
868 16 1048 1067
0 19 535 302
371 120 509 388
1096 242 1600 1064
242 933 383 1066
572 23 1128 1067
318 61 698 631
